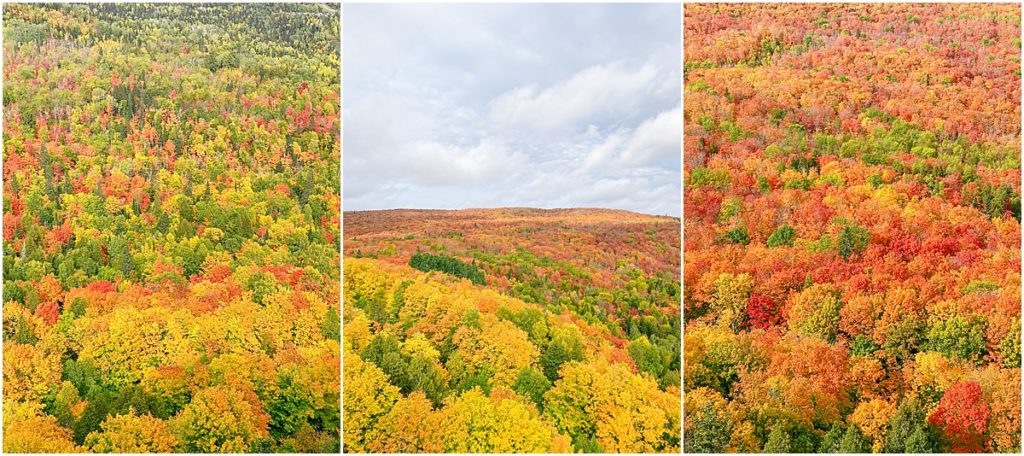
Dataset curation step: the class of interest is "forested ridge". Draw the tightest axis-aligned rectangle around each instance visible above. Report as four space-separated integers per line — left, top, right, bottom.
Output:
3 3 340 452
684 4 1021 453
343 208 681 452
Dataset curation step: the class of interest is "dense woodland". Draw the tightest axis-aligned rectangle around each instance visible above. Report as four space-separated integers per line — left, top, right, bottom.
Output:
684 4 1021 453
3 4 340 452
343 208 681 452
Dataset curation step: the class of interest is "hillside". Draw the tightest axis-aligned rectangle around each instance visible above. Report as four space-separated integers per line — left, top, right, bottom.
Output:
684 3 1021 453
342 208 681 452
2 4 340 453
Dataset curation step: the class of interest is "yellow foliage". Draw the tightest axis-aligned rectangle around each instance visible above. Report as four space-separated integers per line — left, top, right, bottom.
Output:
85 412 178 452
342 349 399 452
850 398 896 453
2 400 81 453
440 387 566 453
2 341 60 402
909 351 964 395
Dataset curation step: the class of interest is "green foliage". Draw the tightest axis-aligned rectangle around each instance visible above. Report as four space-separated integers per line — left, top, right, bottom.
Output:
962 280 999 295
838 425 871 453
885 398 939 453
766 225 796 248
627 336 667 379
722 227 750 245
763 423 792 453
512 367 551 410
686 402 731 453
539 327 585 381
837 224 870 260
925 314 987 364
688 167 731 190
819 423 844 453
998 319 1021 368
409 252 486 285
850 335 880 357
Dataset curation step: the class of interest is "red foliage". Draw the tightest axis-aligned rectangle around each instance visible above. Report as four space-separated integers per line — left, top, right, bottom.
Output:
746 293 780 329
35 302 60 325
928 381 991 452
87 281 116 293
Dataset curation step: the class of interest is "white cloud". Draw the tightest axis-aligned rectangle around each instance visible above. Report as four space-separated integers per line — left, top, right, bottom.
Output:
400 140 526 186
621 106 681 166
488 62 669 135
344 3 681 216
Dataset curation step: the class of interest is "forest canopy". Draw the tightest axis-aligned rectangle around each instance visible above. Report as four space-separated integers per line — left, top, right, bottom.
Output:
343 208 681 452
3 3 340 453
684 4 1021 454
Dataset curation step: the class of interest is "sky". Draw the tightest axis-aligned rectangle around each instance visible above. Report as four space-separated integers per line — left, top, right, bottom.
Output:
344 3 681 216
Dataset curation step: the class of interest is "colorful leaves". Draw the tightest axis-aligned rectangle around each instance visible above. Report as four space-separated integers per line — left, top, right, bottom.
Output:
928 381 991 452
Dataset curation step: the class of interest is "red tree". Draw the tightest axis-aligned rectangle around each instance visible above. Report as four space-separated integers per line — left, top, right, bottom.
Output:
928 381 991 452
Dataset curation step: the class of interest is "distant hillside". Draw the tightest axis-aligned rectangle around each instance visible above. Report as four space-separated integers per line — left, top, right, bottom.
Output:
345 208 680 344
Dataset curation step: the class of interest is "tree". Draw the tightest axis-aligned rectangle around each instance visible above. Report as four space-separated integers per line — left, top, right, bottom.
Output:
837 224 869 260
686 401 731 453
169 386 270 452
539 326 585 381
342 352 399 452
439 388 568 453
885 397 938 453
367 391 443 453
763 423 792 453
628 336 666 379
787 284 843 343
850 399 895 452
84 411 177 453
924 314 987 364
512 367 551 410
838 425 871 453
928 381 990 452
766 225 796 247
819 423 844 453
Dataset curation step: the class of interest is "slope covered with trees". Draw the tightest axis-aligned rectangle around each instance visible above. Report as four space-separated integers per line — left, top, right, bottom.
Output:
684 4 1021 453
343 208 681 452
3 4 340 452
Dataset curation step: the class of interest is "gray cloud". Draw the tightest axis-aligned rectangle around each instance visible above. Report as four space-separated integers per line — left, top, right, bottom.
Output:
344 3 681 216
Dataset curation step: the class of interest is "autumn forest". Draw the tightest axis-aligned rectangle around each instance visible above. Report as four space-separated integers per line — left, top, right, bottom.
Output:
3 2 1023 455
684 3 1021 454
3 3 340 453
343 209 681 452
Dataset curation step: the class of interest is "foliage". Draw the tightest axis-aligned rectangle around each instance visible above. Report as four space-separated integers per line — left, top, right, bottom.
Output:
409 252 486 285
344 234 681 453
2 3 341 453
685 3 1021 453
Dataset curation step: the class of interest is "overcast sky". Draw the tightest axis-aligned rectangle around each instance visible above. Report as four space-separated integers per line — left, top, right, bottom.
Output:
344 3 681 216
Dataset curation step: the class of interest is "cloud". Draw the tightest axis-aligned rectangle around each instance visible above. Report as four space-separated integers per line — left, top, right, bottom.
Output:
620 106 682 167
488 62 671 136
344 3 681 216
399 140 527 186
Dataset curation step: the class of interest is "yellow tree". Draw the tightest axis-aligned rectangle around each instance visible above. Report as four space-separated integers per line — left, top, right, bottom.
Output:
368 391 444 453
439 387 569 453
2 400 81 453
544 360 679 452
85 411 178 453
453 317 539 387
2 341 60 402
342 350 399 452
850 398 896 453
169 385 270 452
